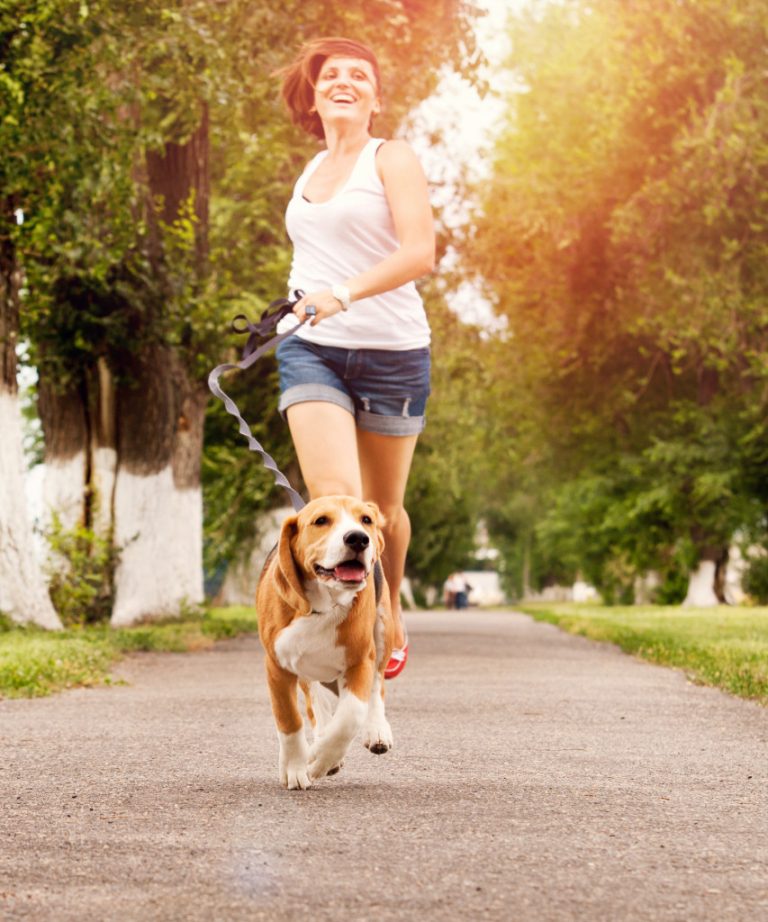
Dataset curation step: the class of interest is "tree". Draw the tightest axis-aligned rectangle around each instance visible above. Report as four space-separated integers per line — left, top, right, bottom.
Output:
0 0 111 628
0 200 62 628
10 0 485 623
465 0 768 604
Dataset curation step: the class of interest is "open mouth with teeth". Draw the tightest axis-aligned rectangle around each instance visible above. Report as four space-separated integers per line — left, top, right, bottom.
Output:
314 560 368 584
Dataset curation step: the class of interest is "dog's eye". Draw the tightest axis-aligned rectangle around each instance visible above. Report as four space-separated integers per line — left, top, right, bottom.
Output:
313 516 329 526
361 515 373 525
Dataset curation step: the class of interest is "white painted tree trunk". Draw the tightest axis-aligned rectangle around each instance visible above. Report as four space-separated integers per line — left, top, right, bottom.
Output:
723 544 748 605
90 358 117 535
91 445 118 535
682 560 720 607
214 506 293 606
110 466 203 626
43 453 86 530
0 391 62 629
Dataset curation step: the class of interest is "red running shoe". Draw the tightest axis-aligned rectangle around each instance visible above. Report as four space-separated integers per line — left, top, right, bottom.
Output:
384 639 409 680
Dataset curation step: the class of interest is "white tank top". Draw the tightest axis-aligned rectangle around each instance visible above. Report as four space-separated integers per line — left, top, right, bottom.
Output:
285 137 431 350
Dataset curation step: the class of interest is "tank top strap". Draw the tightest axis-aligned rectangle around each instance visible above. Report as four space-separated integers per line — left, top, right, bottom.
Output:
293 150 328 199
293 139 385 200
359 137 387 181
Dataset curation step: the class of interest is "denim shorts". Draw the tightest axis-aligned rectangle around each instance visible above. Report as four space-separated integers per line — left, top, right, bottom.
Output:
275 335 431 436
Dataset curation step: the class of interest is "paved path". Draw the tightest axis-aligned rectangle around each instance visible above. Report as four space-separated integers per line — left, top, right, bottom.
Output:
1 610 767 921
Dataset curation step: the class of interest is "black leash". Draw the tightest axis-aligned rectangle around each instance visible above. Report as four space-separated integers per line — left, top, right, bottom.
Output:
207 291 314 513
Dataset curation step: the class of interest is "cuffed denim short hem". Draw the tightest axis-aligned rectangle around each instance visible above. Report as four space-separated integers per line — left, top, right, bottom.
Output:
278 385 426 436
275 336 430 438
358 408 425 436
278 383 355 418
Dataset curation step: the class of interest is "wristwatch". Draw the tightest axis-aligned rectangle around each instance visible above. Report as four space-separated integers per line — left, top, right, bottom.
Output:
331 283 351 311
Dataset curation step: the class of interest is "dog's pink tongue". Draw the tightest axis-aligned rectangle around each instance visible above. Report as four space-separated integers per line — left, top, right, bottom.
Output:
334 561 366 582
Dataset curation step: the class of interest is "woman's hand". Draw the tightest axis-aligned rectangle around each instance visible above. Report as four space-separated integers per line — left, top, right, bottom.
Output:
293 289 345 325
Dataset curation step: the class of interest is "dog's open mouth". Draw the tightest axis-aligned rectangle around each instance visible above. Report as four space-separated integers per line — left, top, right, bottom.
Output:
314 560 368 584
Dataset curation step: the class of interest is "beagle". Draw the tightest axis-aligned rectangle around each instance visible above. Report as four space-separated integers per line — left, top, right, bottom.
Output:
256 495 395 790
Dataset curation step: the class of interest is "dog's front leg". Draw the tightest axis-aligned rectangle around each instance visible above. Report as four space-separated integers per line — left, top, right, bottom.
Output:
308 660 372 780
362 669 393 754
265 656 311 790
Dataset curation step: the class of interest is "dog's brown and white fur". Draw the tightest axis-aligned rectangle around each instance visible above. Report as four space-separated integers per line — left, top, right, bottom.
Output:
257 495 395 789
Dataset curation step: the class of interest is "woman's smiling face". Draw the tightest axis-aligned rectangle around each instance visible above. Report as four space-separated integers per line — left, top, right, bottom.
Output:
313 56 380 130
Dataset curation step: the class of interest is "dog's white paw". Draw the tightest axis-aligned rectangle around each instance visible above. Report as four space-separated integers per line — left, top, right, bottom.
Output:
278 729 311 790
308 740 348 780
362 718 393 755
280 759 312 790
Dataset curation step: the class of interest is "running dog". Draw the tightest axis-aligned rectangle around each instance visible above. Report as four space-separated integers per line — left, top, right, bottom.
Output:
256 495 395 789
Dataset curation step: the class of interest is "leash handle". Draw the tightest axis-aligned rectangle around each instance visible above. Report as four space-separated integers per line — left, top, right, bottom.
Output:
207 291 309 512
231 289 306 359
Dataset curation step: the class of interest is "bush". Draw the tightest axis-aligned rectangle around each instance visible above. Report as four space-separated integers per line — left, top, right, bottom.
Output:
743 554 768 604
45 514 121 626
652 565 689 605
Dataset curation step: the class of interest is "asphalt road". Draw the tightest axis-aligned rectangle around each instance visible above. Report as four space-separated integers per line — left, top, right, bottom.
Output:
2 609 767 921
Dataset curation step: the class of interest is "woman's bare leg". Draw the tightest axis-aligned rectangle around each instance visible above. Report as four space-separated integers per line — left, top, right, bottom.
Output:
286 403 416 648
357 430 419 648
285 402 362 498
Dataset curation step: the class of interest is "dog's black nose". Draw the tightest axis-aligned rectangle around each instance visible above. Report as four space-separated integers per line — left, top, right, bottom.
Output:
343 530 370 552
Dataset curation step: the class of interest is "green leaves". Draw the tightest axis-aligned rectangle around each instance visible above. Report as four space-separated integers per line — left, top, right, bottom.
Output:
4 0 487 597
465 0 768 601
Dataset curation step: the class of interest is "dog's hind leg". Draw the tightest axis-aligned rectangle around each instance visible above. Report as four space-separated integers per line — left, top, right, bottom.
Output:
306 682 337 739
308 663 371 780
306 681 344 774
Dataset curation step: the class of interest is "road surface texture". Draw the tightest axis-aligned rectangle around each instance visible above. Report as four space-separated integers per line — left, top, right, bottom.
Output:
2 609 767 921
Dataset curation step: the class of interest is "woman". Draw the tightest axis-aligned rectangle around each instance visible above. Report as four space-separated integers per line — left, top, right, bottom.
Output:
275 37 435 679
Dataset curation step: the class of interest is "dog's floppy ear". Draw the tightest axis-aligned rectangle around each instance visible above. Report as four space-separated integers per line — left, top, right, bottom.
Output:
275 515 311 615
365 501 386 560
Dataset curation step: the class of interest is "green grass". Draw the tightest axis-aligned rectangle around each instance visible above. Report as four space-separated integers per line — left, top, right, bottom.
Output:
517 602 768 705
0 606 258 699
6 601 768 706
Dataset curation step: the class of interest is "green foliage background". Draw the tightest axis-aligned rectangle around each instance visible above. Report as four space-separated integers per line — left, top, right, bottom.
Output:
2 0 488 601
4 0 768 607
464 0 768 602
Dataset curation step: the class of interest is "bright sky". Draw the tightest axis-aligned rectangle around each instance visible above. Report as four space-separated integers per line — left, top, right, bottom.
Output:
408 1 530 328
409 0 518 188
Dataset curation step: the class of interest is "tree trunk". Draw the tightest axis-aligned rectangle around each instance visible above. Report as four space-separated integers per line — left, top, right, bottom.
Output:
682 545 729 607
38 355 118 542
521 532 532 600
37 376 89 530
213 505 293 605
110 111 210 626
0 202 62 629
88 357 119 535
145 103 209 265
110 347 207 625
34 107 211 626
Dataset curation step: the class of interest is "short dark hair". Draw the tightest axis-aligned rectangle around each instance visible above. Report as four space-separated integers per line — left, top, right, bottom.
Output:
277 37 381 140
